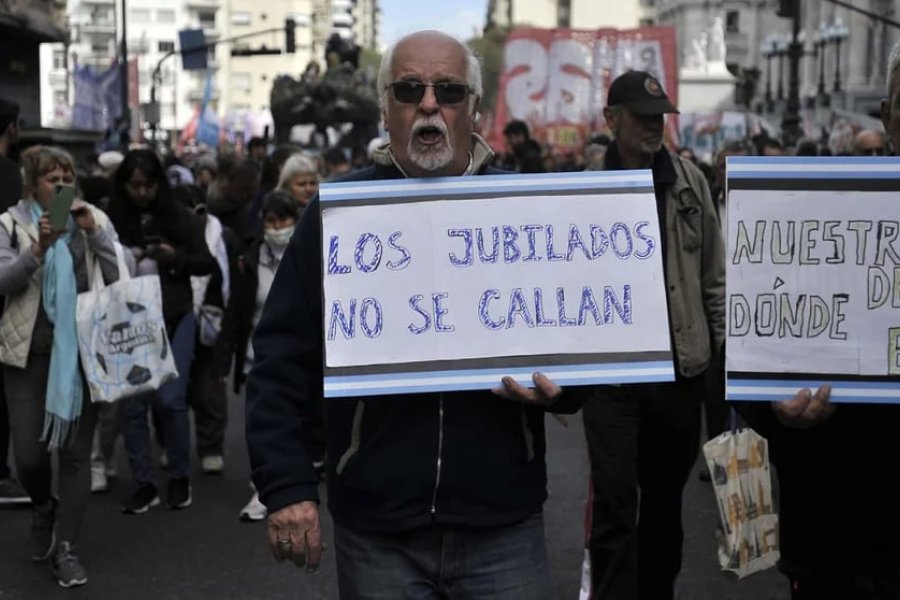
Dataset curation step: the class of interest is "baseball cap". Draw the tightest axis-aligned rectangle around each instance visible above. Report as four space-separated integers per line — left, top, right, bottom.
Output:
607 71 679 116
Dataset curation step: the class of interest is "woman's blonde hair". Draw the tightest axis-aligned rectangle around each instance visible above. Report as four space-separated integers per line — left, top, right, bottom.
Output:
276 153 318 191
20 145 75 198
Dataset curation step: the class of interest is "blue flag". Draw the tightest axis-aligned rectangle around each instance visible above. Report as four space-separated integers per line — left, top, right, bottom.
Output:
196 71 219 148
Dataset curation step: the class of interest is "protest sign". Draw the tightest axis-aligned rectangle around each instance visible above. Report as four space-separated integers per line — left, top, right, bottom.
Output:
726 157 900 403
489 26 678 152
320 171 673 398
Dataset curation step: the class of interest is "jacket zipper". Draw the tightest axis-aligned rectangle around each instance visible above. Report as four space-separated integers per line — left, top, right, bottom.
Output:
430 393 445 516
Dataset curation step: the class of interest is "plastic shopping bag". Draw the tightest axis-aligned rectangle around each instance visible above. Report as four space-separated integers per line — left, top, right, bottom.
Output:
76 245 178 403
702 425 779 578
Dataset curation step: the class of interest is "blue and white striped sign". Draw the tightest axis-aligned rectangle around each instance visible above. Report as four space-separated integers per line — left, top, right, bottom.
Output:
319 171 674 398
725 157 900 404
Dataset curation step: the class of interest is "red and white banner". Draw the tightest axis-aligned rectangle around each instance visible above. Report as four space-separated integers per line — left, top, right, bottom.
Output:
490 26 679 152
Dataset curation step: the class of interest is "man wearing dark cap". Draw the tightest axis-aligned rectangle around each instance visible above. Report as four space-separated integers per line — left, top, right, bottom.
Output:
584 71 725 599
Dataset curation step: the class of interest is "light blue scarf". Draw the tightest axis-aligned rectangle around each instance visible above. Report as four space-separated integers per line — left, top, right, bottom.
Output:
29 201 83 450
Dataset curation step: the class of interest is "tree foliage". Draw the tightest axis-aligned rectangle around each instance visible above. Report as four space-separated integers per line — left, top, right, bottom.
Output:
467 27 509 114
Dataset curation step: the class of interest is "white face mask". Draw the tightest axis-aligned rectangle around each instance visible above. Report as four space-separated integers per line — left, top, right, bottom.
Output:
264 225 294 249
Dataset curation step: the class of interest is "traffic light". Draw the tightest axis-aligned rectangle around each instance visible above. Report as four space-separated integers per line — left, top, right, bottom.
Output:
285 18 296 53
776 0 797 18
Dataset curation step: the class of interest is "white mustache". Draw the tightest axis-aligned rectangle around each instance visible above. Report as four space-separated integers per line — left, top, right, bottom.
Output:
412 116 448 138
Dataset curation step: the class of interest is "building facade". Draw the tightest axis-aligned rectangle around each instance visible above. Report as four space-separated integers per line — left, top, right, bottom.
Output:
2 0 67 128
654 0 900 118
39 0 380 138
486 0 656 30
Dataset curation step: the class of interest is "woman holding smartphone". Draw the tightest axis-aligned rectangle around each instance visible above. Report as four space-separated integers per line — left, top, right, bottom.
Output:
107 150 215 516
0 145 125 588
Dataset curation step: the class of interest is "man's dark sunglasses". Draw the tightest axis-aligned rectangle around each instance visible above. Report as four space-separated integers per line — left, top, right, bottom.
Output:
388 81 471 105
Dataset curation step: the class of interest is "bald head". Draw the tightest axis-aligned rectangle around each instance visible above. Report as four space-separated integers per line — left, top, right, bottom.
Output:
854 129 886 156
377 31 482 115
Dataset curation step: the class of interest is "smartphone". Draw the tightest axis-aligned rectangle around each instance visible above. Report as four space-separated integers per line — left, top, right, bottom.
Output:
49 185 77 230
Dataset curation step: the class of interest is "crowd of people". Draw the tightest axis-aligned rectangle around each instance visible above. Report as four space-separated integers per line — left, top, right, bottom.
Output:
0 27 897 599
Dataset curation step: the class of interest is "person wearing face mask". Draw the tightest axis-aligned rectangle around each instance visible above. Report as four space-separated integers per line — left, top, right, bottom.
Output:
213 190 307 520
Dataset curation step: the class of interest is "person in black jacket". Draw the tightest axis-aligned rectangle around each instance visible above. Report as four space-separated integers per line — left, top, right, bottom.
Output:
214 190 313 520
107 150 216 514
734 42 900 600
245 30 590 597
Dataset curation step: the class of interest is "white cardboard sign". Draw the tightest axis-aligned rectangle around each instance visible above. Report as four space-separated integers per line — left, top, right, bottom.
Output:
319 171 674 397
726 157 900 403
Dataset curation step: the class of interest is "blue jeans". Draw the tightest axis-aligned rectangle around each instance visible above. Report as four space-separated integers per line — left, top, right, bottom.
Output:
334 513 553 600
122 312 196 484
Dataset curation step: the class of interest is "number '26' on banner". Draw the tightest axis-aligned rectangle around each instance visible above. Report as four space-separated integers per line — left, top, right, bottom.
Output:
319 171 674 398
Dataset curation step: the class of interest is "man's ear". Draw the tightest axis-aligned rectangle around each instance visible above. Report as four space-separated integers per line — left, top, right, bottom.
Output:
382 105 389 132
470 96 481 123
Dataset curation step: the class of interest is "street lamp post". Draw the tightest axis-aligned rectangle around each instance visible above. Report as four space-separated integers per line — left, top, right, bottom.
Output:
776 35 787 101
782 0 803 147
761 37 775 111
814 24 826 96
830 17 850 93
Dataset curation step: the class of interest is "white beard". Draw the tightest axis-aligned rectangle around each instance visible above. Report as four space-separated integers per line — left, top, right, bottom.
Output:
407 115 454 171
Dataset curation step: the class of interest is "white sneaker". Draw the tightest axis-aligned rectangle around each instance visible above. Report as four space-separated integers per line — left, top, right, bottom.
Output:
239 493 267 522
201 455 224 475
90 466 108 494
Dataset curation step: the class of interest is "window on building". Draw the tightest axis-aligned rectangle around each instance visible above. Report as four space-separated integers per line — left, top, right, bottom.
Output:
159 41 175 53
231 11 251 26
91 40 111 54
199 10 216 29
726 10 740 33
130 8 150 22
557 0 571 28
232 73 252 89
52 50 65 70
639 17 655 27
157 9 176 23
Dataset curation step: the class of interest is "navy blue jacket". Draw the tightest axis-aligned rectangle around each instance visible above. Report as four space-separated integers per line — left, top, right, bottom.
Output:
245 161 588 533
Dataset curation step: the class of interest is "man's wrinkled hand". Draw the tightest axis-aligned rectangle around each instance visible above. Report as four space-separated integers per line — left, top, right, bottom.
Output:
267 500 322 573
492 372 562 407
772 384 835 429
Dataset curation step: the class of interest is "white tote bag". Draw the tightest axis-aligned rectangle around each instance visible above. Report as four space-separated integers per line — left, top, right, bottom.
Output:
76 244 179 403
703 423 780 578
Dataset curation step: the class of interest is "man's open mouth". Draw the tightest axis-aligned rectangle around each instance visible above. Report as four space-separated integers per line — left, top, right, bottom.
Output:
416 126 445 145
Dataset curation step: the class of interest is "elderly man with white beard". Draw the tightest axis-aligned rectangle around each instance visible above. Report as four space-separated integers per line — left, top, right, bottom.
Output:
244 30 589 599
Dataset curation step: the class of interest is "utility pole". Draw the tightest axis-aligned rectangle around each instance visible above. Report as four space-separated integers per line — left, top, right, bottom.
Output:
120 0 129 127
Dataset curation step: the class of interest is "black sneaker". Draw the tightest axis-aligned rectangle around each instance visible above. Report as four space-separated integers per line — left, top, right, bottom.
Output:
31 499 57 561
166 477 192 510
0 477 31 506
121 484 160 515
52 542 88 588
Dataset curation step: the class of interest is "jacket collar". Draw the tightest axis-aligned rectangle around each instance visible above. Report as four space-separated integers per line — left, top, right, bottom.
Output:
603 142 677 187
9 200 39 242
372 133 495 177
